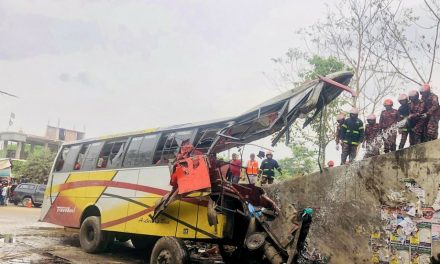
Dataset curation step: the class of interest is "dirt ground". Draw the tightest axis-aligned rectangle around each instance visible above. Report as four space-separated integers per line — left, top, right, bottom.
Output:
0 205 148 264
0 205 224 264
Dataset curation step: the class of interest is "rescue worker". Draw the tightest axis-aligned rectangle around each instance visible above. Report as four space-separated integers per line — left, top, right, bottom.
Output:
420 84 440 141
363 114 381 158
246 153 259 184
335 112 346 151
327 160 334 168
259 151 282 184
397 93 411 149
340 107 364 164
379 99 399 153
408 90 426 145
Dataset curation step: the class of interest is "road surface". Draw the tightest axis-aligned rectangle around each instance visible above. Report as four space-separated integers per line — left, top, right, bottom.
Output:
0 205 145 264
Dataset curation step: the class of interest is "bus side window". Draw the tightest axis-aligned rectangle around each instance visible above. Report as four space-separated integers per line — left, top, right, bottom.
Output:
137 134 159 167
55 147 70 172
153 130 194 165
57 145 81 172
74 144 90 170
81 142 104 171
123 136 143 168
98 139 127 169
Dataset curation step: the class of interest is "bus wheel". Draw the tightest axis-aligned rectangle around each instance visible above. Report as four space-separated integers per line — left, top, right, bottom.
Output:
150 237 189 264
79 216 111 253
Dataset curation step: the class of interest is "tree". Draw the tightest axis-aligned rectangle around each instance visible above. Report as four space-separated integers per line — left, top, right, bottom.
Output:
269 52 348 167
17 150 55 184
277 145 318 180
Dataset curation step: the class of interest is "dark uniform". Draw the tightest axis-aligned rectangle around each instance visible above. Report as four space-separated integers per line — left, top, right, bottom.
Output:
340 118 364 164
364 123 381 158
409 99 426 145
379 109 399 153
260 158 281 184
398 104 411 149
422 92 440 141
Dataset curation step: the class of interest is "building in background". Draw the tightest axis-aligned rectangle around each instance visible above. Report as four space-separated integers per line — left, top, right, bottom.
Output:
0 126 85 160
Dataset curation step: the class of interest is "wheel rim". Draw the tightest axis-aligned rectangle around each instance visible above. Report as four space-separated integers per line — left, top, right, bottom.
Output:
157 249 172 264
86 226 95 241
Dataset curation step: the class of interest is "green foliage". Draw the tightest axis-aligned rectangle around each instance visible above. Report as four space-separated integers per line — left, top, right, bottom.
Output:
300 55 347 80
11 159 26 177
277 145 318 180
17 150 55 184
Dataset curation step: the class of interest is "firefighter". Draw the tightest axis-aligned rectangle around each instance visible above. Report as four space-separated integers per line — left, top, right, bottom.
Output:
420 84 440 141
379 99 399 153
259 151 282 184
397 93 411 149
340 107 364 164
335 112 346 151
408 90 426 145
363 114 381 158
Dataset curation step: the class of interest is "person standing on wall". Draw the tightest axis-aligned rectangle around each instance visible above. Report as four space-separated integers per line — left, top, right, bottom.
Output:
379 99 399 153
363 114 381 158
397 94 411 149
408 90 426 145
420 84 440 142
340 107 364 164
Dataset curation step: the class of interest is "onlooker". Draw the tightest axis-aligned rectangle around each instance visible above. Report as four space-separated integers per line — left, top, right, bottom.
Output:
1 184 7 206
0 184 3 205
246 153 259 184
380 99 399 153
260 151 282 184
229 153 242 184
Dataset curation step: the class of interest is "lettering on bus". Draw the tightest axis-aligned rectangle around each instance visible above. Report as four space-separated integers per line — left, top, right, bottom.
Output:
138 217 169 224
56 206 76 213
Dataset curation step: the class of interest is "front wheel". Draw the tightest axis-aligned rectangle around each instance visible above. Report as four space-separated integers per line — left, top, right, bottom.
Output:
150 237 189 264
79 216 112 253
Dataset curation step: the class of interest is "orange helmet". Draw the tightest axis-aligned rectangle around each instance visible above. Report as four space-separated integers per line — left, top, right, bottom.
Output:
337 112 345 121
383 99 393 106
398 94 408 101
420 83 431 93
367 114 376 120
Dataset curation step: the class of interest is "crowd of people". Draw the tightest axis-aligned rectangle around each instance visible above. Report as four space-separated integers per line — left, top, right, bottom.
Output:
0 182 12 206
227 151 282 185
335 83 439 164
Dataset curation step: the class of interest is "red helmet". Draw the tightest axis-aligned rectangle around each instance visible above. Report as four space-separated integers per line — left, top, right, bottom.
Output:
398 94 408 101
367 114 376 120
327 160 334 167
383 99 393 106
420 83 431 93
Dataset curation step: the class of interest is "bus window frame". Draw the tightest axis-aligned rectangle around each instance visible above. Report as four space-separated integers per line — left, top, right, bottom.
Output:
122 133 161 168
97 138 128 170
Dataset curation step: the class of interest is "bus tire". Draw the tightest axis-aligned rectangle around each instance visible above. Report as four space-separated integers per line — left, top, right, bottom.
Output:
79 216 111 253
150 237 189 264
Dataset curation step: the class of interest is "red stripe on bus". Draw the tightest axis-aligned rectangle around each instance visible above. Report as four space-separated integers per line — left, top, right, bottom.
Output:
101 207 155 229
59 180 169 196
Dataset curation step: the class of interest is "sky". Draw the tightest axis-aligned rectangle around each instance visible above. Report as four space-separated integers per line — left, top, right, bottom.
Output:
0 0 430 163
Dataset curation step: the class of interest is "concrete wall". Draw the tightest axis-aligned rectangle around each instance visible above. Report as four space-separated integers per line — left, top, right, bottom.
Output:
264 139 440 263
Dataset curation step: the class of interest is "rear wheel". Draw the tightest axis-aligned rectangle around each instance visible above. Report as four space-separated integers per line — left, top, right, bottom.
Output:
22 197 32 207
150 237 189 264
79 216 112 253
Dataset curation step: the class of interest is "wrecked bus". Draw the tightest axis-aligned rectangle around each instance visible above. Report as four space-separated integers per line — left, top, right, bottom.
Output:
39 71 355 264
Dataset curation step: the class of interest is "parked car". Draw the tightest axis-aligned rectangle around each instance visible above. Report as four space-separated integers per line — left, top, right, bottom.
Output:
9 183 45 207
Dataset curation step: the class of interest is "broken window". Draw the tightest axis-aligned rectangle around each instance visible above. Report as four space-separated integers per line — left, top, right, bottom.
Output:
81 142 104 171
55 145 81 172
74 144 90 170
122 134 159 168
153 130 194 165
194 128 222 153
97 139 127 169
